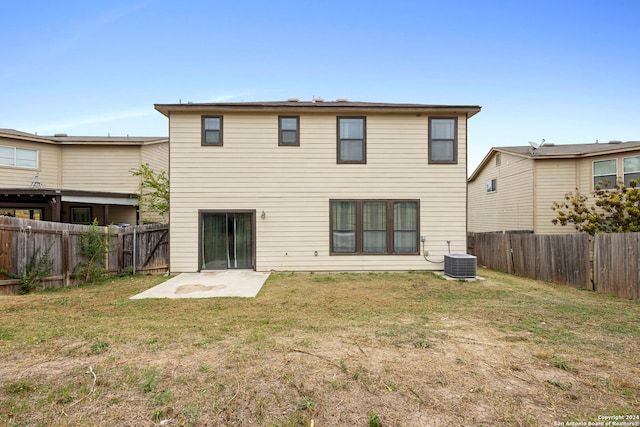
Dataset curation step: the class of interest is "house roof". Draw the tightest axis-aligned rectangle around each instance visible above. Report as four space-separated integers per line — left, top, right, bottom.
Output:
0 128 167 145
469 141 640 181
154 100 482 117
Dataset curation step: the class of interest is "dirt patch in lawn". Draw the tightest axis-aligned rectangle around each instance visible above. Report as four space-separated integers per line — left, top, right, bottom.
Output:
0 270 638 426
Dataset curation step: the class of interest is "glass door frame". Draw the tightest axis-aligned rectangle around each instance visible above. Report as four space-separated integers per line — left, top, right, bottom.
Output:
198 209 256 271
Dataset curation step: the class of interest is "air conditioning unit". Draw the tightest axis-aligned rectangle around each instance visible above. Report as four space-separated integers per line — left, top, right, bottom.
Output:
444 254 477 279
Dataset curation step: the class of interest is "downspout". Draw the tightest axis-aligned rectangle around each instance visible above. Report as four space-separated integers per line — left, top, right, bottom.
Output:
465 112 469 248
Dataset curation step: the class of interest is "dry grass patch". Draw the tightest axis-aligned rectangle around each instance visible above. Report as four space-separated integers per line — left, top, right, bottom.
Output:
0 269 638 426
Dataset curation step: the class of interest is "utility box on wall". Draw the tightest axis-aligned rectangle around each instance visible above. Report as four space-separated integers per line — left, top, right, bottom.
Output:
444 253 477 279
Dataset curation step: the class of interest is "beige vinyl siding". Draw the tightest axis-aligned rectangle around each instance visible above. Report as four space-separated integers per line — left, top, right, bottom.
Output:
61 145 141 193
533 159 578 234
139 142 170 223
169 112 469 272
0 138 60 188
141 141 169 172
468 152 534 232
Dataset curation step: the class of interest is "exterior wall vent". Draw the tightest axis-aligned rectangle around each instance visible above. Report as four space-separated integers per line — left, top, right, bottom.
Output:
444 254 477 279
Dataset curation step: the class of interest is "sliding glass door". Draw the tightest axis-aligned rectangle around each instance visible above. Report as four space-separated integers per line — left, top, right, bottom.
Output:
201 212 254 270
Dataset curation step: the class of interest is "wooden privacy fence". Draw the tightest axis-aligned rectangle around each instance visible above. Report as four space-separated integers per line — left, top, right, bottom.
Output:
593 233 640 300
468 231 640 299
467 232 591 290
0 216 168 295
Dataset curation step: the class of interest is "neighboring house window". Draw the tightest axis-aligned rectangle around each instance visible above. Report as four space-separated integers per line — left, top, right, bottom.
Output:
593 159 617 189
202 116 223 146
71 206 92 224
623 155 640 187
0 145 38 168
487 178 497 193
0 208 42 220
279 116 300 146
337 117 366 163
330 200 419 255
429 117 457 164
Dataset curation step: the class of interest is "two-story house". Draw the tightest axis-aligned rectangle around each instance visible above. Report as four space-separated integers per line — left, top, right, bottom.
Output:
468 141 640 234
0 129 168 225
155 99 481 272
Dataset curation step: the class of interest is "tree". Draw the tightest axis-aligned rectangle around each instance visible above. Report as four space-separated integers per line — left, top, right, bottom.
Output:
130 164 169 222
551 179 640 235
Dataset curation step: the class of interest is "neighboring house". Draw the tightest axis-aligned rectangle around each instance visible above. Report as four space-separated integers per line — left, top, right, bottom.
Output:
468 141 640 234
0 129 168 225
154 99 481 272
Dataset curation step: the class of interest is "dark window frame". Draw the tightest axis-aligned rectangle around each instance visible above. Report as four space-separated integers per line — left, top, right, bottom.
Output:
337 116 366 164
329 199 420 255
278 116 300 146
428 117 458 164
70 206 92 224
201 115 223 146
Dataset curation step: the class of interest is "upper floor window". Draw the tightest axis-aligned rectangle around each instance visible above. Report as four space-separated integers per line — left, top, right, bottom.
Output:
0 145 38 168
487 178 497 193
429 117 457 164
330 199 419 255
337 117 366 164
593 159 616 189
279 116 300 146
202 116 223 146
623 156 640 187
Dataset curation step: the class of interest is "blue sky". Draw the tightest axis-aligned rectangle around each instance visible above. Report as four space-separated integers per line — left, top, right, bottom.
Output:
2 0 639 174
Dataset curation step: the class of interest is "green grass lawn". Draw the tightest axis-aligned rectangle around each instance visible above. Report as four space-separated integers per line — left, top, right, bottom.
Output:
0 269 638 426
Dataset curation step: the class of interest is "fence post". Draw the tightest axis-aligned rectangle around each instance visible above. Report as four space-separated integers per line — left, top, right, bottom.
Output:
133 227 137 275
62 230 70 286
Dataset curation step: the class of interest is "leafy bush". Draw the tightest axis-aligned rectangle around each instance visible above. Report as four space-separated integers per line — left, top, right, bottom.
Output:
73 219 109 283
552 179 640 235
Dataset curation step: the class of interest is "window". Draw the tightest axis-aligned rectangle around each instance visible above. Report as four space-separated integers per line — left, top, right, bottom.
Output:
202 116 223 146
623 156 640 187
593 159 617 189
279 116 299 146
71 206 92 224
487 178 497 193
330 200 419 255
0 145 38 168
337 117 366 163
363 202 387 253
429 117 457 164
0 208 42 220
